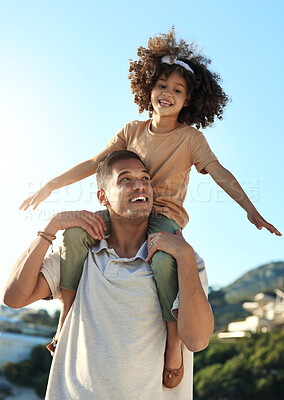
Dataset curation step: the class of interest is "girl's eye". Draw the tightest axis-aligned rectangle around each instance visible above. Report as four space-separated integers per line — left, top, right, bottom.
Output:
159 84 166 89
175 89 181 93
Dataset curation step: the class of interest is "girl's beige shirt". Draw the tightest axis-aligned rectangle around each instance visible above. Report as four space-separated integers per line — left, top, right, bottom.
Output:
107 120 218 228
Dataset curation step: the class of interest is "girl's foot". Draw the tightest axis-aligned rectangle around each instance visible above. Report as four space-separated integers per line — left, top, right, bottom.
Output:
46 289 76 357
163 321 184 388
164 341 182 369
46 337 58 357
163 344 184 389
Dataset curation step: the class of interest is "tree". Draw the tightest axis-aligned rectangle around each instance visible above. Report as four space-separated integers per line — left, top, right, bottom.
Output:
194 330 284 399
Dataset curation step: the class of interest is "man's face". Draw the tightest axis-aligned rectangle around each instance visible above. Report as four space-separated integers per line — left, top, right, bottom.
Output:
99 158 153 220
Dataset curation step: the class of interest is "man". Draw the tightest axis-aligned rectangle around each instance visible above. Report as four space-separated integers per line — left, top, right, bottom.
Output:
1 150 214 399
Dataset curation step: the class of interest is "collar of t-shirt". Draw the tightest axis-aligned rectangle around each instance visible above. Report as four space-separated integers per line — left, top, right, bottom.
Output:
91 238 148 262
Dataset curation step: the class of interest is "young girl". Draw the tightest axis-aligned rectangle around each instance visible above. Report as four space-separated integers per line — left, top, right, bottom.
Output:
20 28 281 388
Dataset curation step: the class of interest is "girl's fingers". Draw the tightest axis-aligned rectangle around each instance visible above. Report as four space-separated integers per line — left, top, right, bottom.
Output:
257 218 282 236
19 201 26 210
19 198 32 210
267 224 281 235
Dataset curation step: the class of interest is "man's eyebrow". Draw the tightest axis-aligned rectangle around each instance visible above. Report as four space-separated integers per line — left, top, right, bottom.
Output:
117 170 150 179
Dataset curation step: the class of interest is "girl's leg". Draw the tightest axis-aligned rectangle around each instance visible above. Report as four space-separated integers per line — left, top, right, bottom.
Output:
150 249 183 387
165 321 182 369
147 215 183 387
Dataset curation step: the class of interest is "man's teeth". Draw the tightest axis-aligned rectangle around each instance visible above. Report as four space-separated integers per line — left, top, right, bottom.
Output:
130 197 146 203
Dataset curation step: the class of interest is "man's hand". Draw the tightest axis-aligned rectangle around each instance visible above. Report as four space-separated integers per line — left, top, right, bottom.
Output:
45 211 107 240
19 183 52 211
247 210 282 236
146 230 194 263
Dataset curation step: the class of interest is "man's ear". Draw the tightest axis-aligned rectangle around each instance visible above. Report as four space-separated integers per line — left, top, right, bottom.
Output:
97 189 109 206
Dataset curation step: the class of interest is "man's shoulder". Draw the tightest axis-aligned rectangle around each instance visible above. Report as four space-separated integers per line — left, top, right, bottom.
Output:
40 247 61 300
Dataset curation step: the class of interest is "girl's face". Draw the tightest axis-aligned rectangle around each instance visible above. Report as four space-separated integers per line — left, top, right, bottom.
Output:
151 71 188 119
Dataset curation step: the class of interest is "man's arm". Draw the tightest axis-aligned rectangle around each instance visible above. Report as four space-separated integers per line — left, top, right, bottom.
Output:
146 231 214 352
205 161 281 236
1 211 107 309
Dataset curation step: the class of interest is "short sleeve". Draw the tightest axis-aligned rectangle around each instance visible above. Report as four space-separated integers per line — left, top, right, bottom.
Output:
171 250 208 318
40 247 62 300
106 125 128 151
190 131 218 174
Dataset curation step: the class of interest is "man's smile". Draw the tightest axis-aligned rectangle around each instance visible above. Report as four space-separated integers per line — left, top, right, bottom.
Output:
129 195 148 203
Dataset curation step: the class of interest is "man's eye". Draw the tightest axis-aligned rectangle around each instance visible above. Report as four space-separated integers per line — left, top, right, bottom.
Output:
142 176 150 181
120 177 130 183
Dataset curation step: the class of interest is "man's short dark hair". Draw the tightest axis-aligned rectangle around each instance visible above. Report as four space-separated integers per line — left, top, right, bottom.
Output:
96 150 147 189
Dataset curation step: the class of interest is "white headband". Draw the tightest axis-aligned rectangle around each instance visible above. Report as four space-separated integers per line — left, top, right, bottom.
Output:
161 55 194 74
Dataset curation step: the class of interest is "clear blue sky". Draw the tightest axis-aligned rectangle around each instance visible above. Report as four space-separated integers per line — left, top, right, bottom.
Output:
0 0 283 314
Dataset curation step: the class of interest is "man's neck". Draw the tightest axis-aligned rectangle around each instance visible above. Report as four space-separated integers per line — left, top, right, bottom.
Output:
106 215 148 258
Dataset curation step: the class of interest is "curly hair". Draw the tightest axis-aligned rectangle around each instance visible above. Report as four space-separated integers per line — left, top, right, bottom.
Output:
129 27 230 129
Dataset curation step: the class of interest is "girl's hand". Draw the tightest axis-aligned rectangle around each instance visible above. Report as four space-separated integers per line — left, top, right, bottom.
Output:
247 210 282 236
146 230 194 263
19 183 52 211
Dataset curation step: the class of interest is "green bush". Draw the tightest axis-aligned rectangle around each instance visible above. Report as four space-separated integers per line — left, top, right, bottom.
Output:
3 344 51 399
194 330 284 400
34 373 50 398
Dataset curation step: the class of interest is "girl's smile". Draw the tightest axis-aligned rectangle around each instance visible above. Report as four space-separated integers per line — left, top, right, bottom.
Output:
151 72 188 118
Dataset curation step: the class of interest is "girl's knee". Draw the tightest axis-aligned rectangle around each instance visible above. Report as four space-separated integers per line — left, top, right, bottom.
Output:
63 227 94 248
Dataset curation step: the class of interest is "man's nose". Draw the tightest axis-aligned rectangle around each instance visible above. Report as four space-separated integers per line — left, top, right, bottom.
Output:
132 178 145 190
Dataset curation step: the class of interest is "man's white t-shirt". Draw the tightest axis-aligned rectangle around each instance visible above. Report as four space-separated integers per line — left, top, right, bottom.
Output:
41 240 208 400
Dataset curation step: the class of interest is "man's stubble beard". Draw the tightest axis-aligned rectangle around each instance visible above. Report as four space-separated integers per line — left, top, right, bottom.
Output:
111 209 150 226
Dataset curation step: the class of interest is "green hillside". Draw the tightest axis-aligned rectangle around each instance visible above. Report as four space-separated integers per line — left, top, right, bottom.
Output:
208 261 284 332
223 261 284 302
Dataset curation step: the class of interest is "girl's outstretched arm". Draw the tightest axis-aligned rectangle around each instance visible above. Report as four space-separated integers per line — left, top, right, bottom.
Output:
20 147 111 210
205 161 282 236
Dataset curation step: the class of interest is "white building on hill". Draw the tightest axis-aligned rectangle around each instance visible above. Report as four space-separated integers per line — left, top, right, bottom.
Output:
218 289 284 339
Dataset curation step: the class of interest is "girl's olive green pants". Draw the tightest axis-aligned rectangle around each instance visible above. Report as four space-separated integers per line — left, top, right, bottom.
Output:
61 210 181 321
